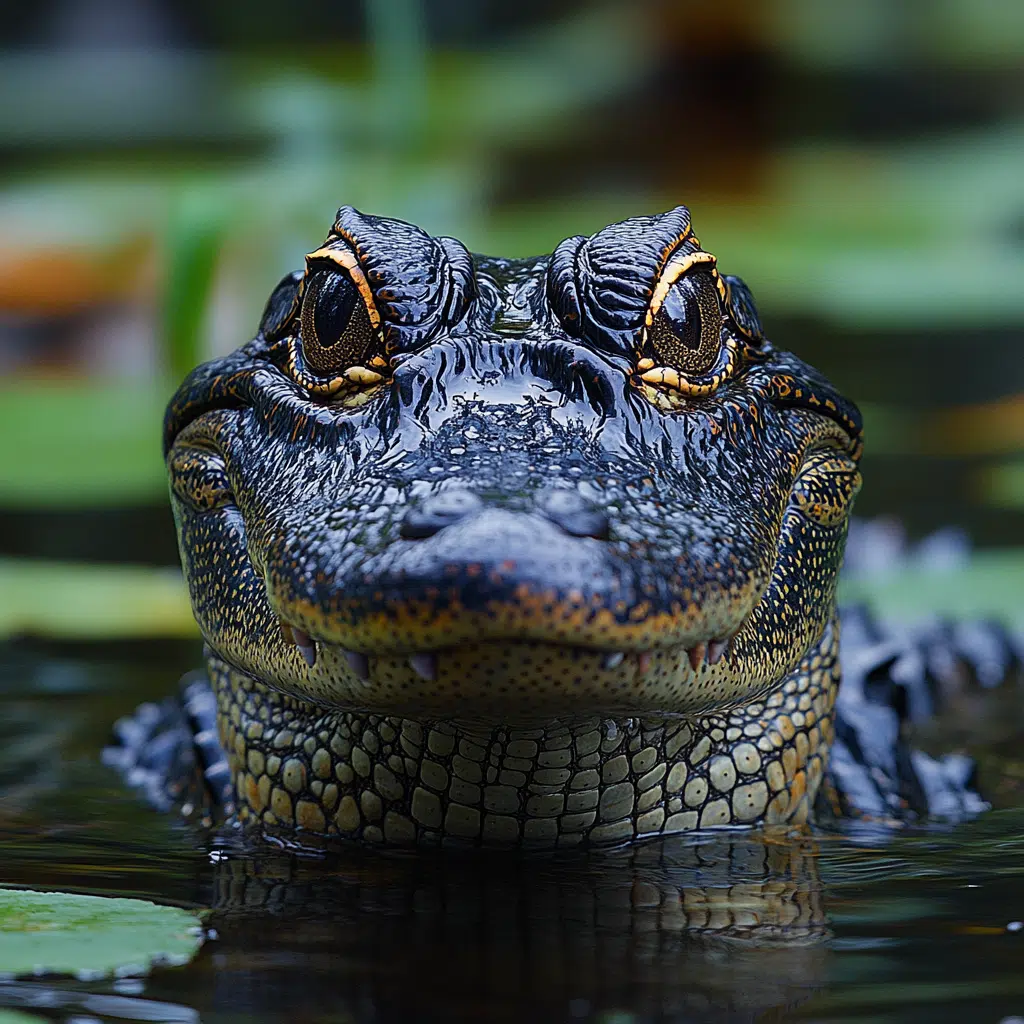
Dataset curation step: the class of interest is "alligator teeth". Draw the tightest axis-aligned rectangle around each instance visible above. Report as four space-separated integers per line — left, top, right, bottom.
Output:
409 653 438 681
707 638 729 665
602 651 625 671
292 627 317 668
343 649 370 680
687 643 706 672
280 619 317 667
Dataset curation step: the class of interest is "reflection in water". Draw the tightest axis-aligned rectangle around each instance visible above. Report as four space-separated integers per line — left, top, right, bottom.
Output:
3 643 1024 1023
0 642 833 1021
190 829 829 1021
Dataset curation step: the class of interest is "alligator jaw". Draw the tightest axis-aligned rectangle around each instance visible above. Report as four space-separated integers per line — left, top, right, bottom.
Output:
209 613 841 848
276 615 738 720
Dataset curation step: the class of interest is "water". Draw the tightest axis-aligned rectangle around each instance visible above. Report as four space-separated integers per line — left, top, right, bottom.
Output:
0 305 1019 1021
2 640 1023 1023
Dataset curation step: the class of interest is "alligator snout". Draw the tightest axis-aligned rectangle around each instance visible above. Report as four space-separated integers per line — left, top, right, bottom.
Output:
399 489 485 539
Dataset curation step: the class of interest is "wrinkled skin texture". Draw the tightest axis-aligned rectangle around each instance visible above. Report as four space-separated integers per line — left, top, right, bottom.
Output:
165 206 862 847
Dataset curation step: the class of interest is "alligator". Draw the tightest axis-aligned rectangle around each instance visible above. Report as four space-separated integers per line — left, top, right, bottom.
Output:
110 205 1013 848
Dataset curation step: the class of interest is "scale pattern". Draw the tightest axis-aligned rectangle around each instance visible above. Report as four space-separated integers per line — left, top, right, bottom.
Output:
215 619 839 846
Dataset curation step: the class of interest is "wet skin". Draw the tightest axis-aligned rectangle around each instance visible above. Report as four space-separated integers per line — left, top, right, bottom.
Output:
165 205 862 847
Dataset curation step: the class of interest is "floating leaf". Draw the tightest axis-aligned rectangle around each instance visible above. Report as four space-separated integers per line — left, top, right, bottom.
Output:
0 889 203 979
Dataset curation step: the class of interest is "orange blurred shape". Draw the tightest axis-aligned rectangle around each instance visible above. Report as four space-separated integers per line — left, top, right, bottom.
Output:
0 236 153 316
933 394 1024 456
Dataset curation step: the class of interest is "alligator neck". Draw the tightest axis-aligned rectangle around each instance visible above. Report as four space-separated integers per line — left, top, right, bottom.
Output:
211 617 839 848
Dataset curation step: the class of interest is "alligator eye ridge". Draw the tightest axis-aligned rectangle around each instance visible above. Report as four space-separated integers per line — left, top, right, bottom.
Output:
278 243 388 397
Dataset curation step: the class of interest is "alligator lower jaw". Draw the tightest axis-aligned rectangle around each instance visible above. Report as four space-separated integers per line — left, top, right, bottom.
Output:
280 618 730 675
272 627 751 723
210 614 842 848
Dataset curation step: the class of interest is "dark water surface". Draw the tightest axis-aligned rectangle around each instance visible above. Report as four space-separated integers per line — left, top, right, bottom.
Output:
2 641 1023 1024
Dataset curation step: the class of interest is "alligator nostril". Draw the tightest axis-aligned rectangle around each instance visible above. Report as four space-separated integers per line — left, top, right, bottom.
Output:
400 489 484 540
539 488 611 541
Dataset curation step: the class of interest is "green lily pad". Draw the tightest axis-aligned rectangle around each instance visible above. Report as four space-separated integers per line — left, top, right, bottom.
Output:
0 889 203 979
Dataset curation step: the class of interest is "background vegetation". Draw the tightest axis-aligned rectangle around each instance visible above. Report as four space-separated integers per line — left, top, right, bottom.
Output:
0 0 1022 637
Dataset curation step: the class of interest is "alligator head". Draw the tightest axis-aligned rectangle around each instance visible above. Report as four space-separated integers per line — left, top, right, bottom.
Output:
166 204 861 723
164 206 862 842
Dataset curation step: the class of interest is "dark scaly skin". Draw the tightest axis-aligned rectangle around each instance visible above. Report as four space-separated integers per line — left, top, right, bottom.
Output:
165 205 862 848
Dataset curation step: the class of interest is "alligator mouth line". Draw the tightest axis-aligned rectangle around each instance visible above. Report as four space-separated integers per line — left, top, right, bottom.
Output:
208 409 854 708
278 618 735 678
263 430 853 710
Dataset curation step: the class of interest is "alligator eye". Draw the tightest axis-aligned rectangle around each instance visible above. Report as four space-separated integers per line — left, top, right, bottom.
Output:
636 249 743 402
646 269 722 376
299 264 378 378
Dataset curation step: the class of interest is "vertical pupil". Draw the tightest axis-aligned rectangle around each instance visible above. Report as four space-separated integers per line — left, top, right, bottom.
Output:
309 268 358 348
660 278 703 351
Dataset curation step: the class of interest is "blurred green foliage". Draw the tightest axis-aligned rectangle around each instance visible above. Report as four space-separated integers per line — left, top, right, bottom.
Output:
0 0 1021 638
0 558 194 638
837 548 1024 623
978 459 1024 510
163 189 228 384
0 382 166 507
